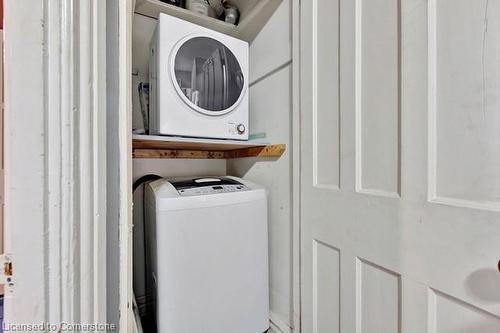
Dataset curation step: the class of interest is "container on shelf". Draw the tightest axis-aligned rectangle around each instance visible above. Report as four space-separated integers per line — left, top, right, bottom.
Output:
186 0 216 18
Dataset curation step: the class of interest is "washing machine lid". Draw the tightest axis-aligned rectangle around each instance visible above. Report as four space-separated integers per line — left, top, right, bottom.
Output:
170 177 249 196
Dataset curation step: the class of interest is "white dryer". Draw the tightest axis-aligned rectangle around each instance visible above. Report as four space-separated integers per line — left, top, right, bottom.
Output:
149 14 249 140
145 176 269 333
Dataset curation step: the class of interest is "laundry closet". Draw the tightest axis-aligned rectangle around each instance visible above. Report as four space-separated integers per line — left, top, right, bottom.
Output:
128 0 295 332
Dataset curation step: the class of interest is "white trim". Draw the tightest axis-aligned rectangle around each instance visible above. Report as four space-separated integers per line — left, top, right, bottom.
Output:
427 0 438 203
118 0 135 331
4 0 107 324
46 0 65 321
77 0 108 321
429 196 500 212
354 0 363 196
310 0 319 188
270 312 293 333
94 0 108 320
356 189 401 199
291 0 302 332
92 0 108 321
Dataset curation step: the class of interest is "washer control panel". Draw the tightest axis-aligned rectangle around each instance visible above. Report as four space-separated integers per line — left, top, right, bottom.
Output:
171 177 249 196
178 184 248 196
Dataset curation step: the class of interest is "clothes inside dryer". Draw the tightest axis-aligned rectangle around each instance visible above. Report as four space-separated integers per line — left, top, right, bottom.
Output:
173 36 244 112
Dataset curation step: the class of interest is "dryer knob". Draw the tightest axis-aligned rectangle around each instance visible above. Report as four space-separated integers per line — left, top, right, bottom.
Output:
237 124 246 134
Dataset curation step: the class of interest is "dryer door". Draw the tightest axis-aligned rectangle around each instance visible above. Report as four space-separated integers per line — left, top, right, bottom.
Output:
172 36 245 115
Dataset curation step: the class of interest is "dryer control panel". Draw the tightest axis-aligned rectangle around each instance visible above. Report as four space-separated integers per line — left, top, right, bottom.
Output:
171 177 249 196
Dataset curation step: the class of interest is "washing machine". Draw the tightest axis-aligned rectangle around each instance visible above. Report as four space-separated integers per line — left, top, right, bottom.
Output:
149 14 249 140
145 176 269 333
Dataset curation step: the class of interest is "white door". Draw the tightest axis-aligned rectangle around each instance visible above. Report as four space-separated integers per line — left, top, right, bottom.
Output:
300 0 500 332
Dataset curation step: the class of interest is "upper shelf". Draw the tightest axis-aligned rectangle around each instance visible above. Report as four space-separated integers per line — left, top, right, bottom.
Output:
134 0 283 42
132 134 286 159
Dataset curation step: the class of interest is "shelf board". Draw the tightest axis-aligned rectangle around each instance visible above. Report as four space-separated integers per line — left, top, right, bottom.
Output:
132 135 285 159
134 0 283 42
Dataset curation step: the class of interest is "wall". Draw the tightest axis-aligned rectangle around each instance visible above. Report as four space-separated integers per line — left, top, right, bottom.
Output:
3 0 46 322
228 1 294 331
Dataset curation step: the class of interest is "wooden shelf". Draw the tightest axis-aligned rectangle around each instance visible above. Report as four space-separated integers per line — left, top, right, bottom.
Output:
134 0 283 42
132 135 285 159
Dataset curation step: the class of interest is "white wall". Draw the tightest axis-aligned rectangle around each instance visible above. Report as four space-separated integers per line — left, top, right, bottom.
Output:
228 1 294 331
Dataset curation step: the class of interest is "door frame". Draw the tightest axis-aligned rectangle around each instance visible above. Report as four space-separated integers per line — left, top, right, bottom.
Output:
118 0 135 331
4 0 109 325
291 0 302 332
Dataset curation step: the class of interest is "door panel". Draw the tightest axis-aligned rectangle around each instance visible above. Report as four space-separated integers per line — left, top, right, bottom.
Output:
313 241 340 333
429 0 500 209
355 0 401 197
429 290 500 333
356 259 401 333
313 0 341 189
300 0 500 332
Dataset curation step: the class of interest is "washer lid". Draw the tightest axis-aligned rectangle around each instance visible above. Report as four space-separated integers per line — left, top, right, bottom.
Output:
171 177 249 196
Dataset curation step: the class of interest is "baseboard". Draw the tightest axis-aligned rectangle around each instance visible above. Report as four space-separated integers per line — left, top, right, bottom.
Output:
269 312 293 333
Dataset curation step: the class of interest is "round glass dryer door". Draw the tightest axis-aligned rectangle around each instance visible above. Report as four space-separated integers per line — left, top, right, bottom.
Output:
172 36 245 115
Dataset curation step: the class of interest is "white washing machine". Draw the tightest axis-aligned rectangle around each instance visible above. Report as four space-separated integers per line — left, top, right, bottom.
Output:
145 176 269 333
149 14 249 140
